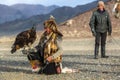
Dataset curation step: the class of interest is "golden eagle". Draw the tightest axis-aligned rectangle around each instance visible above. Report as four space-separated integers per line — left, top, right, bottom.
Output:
11 27 37 53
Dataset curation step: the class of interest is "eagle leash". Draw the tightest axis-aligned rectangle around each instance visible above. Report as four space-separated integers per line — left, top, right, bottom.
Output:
108 35 120 47
38 61 49 74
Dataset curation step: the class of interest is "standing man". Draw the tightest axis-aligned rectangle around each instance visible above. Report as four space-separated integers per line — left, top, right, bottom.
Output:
89 1 112 59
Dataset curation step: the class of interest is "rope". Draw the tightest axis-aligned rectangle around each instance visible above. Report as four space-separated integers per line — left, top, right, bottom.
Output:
108 36 120 47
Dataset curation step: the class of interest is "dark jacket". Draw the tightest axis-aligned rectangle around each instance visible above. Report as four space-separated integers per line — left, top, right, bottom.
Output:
89 9 112 34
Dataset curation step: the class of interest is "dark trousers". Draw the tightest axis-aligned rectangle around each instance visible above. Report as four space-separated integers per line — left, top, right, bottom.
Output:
28 52 61 75
94 32 107 57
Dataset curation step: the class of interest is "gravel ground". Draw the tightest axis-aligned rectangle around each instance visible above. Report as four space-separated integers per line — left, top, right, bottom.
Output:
0 38 120 80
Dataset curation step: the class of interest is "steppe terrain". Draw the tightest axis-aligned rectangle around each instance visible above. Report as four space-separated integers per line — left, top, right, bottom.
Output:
0 38 120 80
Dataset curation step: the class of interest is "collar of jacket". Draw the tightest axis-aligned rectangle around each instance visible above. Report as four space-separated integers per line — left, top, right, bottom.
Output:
97 9 106 14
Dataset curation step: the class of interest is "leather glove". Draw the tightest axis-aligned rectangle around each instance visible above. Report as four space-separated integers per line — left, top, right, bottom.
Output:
28 48 37 52
22 50 28 54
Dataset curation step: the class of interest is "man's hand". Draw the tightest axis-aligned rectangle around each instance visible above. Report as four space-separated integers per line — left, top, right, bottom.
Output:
47 56 53 62
91 29 96 37
92 31 96 37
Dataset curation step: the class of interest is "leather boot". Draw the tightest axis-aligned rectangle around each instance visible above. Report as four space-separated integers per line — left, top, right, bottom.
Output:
94 46 99 59
101 46 109 58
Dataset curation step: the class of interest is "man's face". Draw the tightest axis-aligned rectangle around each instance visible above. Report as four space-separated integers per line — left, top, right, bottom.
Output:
98 5 104 11
45 27 51 34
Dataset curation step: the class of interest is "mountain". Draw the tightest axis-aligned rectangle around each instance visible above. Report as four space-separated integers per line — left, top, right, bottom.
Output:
0 0 110 36
0 4 23 24
0 4 59 24
11 4 59 18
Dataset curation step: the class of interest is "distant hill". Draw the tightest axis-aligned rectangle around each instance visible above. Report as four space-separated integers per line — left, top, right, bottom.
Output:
0 4 23 24
0 4 59 24
0 0 109 36
11 4 59 18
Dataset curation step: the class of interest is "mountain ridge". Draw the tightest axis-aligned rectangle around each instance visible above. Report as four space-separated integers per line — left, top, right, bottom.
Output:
10 4 59 18
0 0 110 37
0 4 59 24
0 4 23 24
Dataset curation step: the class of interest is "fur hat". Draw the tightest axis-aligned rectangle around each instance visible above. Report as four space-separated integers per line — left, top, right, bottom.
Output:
44 19 57 31
98 1 105 8
43 19 63 36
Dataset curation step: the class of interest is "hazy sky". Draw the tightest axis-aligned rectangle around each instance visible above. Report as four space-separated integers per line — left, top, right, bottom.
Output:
0 0 96 7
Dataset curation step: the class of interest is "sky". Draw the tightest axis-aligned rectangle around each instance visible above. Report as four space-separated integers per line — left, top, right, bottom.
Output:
0 0 96 7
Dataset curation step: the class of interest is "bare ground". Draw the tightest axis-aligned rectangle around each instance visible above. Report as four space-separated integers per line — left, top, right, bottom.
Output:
0 38 120 80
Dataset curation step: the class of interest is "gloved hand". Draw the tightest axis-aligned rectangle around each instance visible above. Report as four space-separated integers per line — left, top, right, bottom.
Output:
28 48 37 52
22 49 28 54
